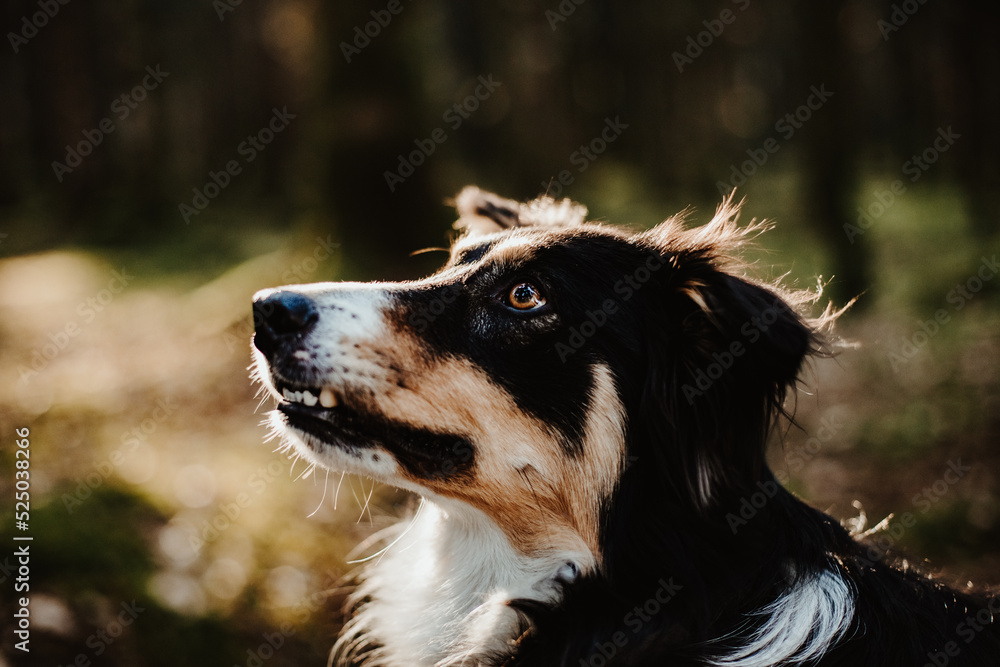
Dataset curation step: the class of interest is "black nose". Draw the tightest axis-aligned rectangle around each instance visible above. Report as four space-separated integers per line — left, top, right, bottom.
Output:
252 290 319 356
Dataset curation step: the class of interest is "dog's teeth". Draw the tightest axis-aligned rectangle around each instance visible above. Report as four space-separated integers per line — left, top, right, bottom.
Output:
279 386 328 406
320 387 338 408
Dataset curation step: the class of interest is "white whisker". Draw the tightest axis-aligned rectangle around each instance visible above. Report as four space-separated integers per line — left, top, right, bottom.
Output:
333 471 346 511
294 461 315 482
357 477 376 525
348 476 361 506
308 468 331 518
349 498 425 565
288 452 303 479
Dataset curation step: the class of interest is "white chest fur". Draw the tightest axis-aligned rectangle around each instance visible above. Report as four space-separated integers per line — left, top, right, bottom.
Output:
336 499 589 666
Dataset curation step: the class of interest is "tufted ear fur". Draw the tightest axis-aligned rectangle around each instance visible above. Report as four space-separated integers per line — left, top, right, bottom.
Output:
633 197 839 508
453 186 588 236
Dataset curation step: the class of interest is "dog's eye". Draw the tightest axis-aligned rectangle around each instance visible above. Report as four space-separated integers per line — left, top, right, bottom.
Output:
506 282 546 310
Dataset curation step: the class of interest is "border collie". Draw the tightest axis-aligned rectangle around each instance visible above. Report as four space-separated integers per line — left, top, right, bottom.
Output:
250 187 999 666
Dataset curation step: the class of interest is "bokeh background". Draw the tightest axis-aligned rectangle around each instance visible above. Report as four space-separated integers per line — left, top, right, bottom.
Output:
1 0 999 664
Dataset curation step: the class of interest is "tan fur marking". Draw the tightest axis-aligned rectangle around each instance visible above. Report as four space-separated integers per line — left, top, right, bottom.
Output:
358 323 625 561
487 235 539 268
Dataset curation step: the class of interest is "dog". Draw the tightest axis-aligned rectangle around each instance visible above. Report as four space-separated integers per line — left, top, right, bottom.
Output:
250 187 999 666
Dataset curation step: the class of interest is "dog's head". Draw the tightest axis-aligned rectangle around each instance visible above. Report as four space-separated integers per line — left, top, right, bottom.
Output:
251 186 830 568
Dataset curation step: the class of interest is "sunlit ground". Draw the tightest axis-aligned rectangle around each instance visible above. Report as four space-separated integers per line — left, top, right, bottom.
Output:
1 184 998 665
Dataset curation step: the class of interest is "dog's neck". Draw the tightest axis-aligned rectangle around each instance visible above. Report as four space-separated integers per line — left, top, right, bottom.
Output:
339 497 588 667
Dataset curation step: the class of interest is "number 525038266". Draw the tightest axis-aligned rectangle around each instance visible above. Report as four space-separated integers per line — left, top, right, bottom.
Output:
15 427 30 520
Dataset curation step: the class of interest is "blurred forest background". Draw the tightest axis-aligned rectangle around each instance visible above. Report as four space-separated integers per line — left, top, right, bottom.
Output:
1 0 999 664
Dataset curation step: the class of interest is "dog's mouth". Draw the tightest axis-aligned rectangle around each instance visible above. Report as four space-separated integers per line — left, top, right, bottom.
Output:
271 377 384 452
268 372 477 481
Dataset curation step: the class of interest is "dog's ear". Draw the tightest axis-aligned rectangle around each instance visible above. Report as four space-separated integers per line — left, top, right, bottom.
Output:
453 186 587 236
454 186 522 235
684 275 814 388
662 277 816 508
635 200 825 508
642 196 815 388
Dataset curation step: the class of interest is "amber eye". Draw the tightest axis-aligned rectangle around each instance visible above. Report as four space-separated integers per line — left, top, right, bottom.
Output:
507 282 546 310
